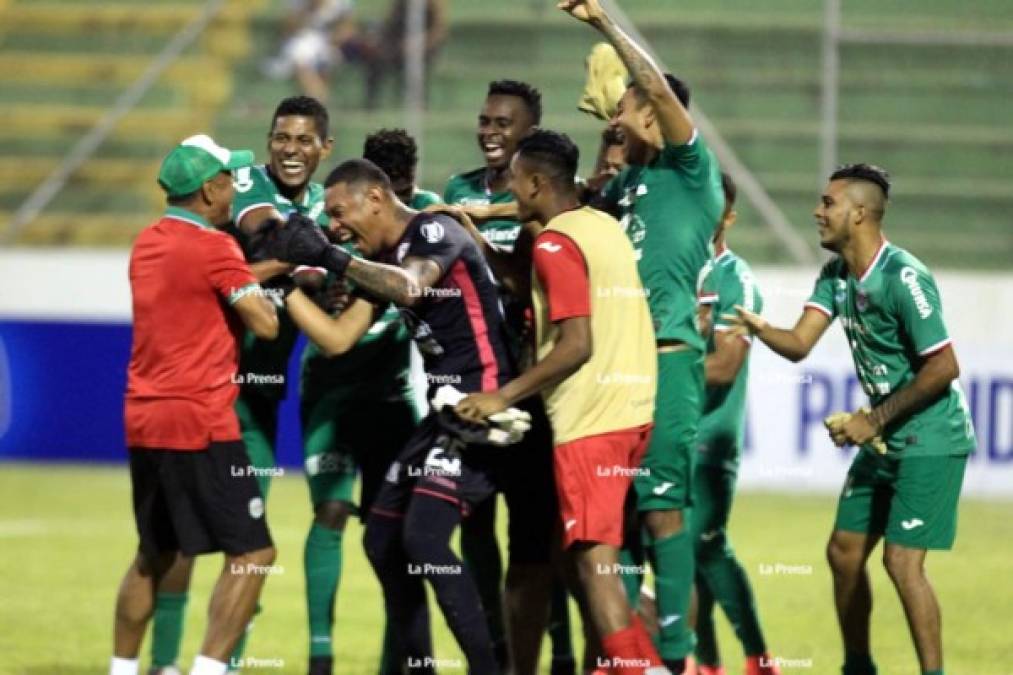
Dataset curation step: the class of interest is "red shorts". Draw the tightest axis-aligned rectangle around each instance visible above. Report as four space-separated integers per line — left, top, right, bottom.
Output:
554 424 653 548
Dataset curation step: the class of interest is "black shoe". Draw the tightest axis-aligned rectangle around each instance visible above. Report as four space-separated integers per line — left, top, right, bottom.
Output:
550 657 578 675
308 655 333 675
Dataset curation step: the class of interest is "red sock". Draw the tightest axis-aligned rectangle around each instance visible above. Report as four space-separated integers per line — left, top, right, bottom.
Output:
629 613 664 668
601 623 649 675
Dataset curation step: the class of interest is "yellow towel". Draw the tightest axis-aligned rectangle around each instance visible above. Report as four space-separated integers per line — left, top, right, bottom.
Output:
578 42 628 121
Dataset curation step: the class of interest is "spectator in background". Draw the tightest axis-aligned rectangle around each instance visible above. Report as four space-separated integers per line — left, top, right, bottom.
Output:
360 0 448 110
263 0 359 105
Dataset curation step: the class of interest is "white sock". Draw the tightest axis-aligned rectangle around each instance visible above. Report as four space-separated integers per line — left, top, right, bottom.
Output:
109 657 138 675
189 655 228 675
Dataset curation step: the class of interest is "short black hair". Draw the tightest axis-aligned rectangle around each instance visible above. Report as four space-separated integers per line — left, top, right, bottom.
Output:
324 158 392 191
720 172 737 208
363 128 417 185
516 129 579 187
487 79 542 125
830 163 891 199
629 73 691 108
271 95 329 139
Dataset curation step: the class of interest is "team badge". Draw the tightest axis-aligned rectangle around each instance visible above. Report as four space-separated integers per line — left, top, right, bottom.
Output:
249 497 264 519
856 290 869 312
420 221 445 243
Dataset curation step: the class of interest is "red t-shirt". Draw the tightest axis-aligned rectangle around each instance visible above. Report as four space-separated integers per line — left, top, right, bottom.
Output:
532 230 590 321
124 208 259 450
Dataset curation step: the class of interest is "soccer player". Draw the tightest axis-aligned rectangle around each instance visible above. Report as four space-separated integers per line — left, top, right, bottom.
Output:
148 96 334 675
363 127 442 210
692 173 779 675
729 164 974 675
561 0 726 670
444 79 562 674
454 129 665 675
261 158 516 673
112 135 279 675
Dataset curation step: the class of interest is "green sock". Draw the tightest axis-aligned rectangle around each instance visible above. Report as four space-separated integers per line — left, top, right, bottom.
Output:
697 543 767 655
228 603 261 671
648 529 696 660
843 651 877 675
304 522 344 658
922 671 943 675
693 577 720 666
151 592 188 668
618 547 644 608
548 581 575 662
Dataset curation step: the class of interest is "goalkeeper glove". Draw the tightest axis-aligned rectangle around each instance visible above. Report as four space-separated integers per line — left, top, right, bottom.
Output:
431 385 531 447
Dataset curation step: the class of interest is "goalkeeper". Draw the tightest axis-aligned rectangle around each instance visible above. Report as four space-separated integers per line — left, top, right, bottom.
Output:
727 164 974 675
259 158 520 673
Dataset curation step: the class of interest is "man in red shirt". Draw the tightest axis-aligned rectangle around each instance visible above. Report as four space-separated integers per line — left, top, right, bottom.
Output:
110 135 280 675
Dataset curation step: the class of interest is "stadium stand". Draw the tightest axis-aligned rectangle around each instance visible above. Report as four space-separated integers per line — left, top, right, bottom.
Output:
2 0 1010 267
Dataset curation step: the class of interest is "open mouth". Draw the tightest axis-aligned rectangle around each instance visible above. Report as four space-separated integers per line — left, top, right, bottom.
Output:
481 140 505 162
279 160 306 179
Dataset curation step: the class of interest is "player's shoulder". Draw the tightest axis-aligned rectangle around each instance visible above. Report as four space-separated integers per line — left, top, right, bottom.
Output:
409 211 462 244
880 243 932 279
444 167 484 195
411 188 442 209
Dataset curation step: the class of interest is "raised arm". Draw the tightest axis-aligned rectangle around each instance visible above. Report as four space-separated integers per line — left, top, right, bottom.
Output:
232 293 279 340
342 256 443 308
559 0 695 145
727 305 831 363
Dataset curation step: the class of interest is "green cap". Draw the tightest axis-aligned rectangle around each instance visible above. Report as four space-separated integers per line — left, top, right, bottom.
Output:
157 134 255 197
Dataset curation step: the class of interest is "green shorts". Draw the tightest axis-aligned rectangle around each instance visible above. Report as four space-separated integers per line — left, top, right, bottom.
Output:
235 389 281 499
834 449 968 550
634 349 704 512
301 387 422 514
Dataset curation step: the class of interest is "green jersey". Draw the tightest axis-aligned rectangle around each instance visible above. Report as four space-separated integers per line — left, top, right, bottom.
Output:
696 249 762 470
444 167 521 251
603 135 723 350
410 187 442 210
230 165 328 399
806 241 975 457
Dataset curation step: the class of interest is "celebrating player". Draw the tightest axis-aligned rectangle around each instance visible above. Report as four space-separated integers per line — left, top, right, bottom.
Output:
260 159 516 673
455 129 665 675
148 96 335 675
561 0 725 669
111 135 278 675
729 164 975 675
443 79 563 674
692 174 779 675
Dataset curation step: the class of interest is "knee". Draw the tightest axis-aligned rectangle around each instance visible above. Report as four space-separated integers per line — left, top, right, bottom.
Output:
882 547 922 585
244 546 277 567
645 509 684 539
314 500 352 531
826 535 863 577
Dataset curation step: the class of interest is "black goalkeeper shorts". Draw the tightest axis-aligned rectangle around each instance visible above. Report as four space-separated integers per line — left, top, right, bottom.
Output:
129 441 274 559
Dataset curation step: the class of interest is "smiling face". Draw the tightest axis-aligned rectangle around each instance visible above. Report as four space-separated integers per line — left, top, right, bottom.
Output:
324 181 387 258
813 179 859 253
609 87 658 164
267 115 331 195
507 153 540 224
477 94 535 171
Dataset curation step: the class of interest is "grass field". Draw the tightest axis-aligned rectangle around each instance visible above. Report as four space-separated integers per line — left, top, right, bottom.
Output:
1 463 1012 675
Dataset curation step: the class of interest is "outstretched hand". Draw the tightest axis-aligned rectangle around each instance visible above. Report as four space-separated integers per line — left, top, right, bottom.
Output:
722 304 769 337
558 0 607 24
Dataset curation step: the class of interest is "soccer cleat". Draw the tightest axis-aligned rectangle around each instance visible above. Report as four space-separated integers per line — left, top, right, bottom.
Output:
148 668 182 675
308 655 333 675
696 664 727 675
745 654 782 675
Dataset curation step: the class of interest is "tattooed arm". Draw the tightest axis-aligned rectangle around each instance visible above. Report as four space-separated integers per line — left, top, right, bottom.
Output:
343 256 443 308
559 0 695 145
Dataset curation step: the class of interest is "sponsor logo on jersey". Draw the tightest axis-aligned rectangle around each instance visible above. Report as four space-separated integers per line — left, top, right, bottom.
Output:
420 221 445 243
565 519 578 531
249 497 265 519
900 267 932 319
901 518 924 530
537 242 562 253
233 166 254 193
658 614 682 628
856 289 869 312
699 530 720 542
652 482 674 495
